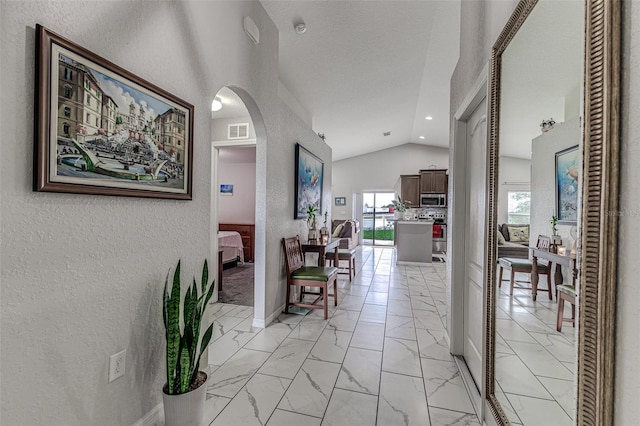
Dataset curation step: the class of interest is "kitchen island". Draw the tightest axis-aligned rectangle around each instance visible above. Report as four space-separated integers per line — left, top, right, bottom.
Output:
396 220 433 265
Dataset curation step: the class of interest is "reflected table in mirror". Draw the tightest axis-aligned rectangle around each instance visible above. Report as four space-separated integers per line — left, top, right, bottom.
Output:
529 247 577 301
301 238 340 266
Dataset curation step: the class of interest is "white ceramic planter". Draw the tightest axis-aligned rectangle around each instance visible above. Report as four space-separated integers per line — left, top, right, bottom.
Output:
163 373 208 426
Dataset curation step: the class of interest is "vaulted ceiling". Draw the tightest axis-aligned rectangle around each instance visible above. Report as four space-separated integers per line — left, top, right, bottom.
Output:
261 0 461 161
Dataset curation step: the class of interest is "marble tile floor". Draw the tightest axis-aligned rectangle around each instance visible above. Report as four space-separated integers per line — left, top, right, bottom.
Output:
196 246 479 426
495 271 577 426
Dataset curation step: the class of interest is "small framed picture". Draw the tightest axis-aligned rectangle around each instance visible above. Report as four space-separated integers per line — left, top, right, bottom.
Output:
220 184 233 196
335 197 346 206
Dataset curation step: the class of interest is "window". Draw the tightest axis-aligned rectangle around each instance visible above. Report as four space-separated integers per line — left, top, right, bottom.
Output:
86 94 91 105
95 117 99 126
64 69 73 80
63 107 71 118
63 123 70 136
63 85 72 98
86 113 90 123
507 191 531 224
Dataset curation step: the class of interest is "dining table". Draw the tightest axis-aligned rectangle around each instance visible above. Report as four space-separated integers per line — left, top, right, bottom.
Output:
301 238 340 266
529 246 577 301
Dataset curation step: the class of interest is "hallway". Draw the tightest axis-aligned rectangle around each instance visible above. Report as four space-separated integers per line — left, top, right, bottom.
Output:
198 246 478 426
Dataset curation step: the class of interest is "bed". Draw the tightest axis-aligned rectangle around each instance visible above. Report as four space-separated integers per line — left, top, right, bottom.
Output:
218 231 245 265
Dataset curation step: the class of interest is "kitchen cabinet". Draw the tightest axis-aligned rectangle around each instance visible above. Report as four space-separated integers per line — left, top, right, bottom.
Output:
420 170 448 194
400 175 420 207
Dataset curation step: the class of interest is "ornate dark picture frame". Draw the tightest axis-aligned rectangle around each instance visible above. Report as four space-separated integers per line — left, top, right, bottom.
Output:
34 24 194 199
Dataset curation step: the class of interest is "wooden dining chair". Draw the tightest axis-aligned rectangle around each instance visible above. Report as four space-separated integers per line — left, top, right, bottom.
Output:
498 235 553 299
324 248 356 282
282 236 338 319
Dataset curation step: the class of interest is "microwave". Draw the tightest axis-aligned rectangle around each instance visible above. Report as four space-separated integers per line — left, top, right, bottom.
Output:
420 193 446 207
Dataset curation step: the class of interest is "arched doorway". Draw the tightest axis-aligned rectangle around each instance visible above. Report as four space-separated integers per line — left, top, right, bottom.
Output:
210 86 267 327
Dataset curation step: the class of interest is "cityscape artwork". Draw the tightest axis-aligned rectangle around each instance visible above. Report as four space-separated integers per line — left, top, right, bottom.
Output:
34 25 194 199
295 143 323 219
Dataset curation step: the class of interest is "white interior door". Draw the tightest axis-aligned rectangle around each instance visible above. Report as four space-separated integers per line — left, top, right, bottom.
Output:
463 97 487 388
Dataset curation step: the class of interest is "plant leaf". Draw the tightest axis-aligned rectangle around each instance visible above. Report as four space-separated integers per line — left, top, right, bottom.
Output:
179 337 191 394
202 275 216 311
165 261 181 394
201 259 208 294
194 323 214 382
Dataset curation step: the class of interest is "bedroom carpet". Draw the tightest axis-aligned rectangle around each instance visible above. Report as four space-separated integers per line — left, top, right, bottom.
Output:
219 263 254 306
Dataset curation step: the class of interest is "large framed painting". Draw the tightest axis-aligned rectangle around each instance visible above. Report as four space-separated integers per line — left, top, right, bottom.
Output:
34 25 194 199
555 145 579 224
295 143 323 219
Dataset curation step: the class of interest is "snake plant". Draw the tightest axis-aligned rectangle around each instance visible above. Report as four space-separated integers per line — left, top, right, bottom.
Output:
163 260 215 395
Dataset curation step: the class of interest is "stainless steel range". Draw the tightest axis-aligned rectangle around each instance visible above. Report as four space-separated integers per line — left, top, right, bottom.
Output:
427 211 447 253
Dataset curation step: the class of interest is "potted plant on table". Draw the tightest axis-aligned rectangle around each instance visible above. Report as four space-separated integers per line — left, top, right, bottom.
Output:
162 260 215 426
392 196 413 220
306 204 319 240
320 211 329 241
550 215 562 250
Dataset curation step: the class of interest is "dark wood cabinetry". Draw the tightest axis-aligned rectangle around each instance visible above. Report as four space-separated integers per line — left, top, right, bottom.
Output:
219 223 254 262
400 175 420 207
420 170 448 194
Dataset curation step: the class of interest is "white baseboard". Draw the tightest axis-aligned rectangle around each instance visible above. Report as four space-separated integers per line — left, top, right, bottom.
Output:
252 303 286 328
131 402 163 426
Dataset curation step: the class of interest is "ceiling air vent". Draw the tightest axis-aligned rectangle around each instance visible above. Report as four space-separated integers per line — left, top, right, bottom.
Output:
228 123 249 140
383 131 391 136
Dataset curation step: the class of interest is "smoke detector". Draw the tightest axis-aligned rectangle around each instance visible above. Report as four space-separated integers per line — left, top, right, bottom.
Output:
294 22 307 35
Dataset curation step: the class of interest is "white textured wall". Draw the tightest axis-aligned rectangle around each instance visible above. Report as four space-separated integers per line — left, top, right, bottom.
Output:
331 143 449 220
266 101 332 313
211 116 256 142
530 118 580 250
0 1 332 425
497 156 531 224
617 1 640 422
218 161 256 224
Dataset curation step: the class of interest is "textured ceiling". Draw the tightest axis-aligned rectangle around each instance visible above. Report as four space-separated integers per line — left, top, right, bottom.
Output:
261 0 461 161
500 0 584 159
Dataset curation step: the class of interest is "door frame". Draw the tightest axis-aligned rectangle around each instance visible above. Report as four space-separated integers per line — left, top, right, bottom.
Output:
448 64 488 418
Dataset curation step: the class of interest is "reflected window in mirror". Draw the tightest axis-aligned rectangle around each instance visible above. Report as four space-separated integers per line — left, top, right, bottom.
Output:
507 191 531 224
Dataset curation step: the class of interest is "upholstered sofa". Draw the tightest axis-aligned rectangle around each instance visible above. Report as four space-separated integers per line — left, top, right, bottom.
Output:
497 224 530 259
331 219 360 249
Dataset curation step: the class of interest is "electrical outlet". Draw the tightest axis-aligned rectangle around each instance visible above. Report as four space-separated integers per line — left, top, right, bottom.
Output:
109 349 126 383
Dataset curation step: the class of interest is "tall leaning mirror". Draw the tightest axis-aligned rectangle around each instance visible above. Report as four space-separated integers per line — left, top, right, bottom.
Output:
485 0 620 425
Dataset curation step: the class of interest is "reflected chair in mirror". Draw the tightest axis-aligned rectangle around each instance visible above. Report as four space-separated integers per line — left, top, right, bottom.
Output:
498 235 553 299
282 235 338 320
324 248 356 282
556 284 576 331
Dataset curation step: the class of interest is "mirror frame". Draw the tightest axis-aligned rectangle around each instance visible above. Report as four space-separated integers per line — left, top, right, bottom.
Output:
485 0 620 424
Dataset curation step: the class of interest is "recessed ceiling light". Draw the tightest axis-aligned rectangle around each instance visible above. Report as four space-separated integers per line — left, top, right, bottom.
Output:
425 116 433 120
211 97 222 112
419 136 425 139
